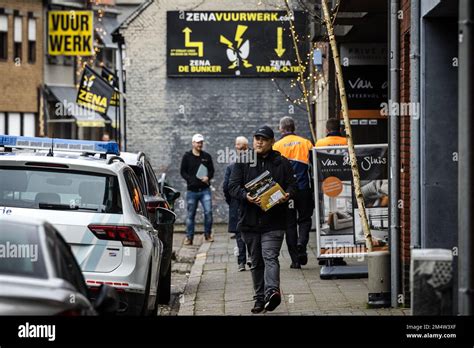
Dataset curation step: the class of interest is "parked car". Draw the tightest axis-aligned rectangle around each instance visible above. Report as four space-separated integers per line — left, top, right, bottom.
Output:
0 216 118 315
0 135 175 315
119 152 180 304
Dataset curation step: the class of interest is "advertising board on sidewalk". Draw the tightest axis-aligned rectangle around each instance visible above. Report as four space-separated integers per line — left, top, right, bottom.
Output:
312 144 389 258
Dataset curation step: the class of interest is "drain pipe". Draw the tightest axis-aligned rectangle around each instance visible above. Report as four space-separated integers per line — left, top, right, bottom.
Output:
389 0 400 308
410 0 421 249
458 0 474 316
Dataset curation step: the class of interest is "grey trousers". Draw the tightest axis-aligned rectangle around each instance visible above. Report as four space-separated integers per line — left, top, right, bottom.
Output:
241 229 285 302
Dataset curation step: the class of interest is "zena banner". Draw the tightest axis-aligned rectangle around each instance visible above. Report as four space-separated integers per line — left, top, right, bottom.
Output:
76 66 114 116
101 67 120 107
312 144 389 258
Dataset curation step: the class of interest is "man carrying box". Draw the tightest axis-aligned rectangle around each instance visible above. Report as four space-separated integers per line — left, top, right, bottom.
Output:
229 125 297 314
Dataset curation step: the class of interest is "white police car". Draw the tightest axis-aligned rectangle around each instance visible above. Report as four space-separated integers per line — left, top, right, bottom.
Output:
0 135 174 315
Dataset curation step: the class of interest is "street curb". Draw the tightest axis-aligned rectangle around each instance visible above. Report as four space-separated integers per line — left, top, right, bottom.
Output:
177 241 212 316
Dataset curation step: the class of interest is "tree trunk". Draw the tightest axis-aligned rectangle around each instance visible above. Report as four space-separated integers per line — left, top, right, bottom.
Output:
321 0 373 251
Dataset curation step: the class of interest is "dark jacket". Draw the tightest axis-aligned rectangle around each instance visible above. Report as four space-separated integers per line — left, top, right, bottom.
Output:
223 163 240 233
228 150 297 233
180 150 215 191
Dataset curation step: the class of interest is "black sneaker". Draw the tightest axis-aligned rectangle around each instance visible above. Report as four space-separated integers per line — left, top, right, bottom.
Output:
290 262 301 269
297 245 308 266
264 291 281 312
251 300 265 314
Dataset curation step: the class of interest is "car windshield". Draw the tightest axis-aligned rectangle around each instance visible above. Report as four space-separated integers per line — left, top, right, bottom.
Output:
0 221 47 279
0 167 122 213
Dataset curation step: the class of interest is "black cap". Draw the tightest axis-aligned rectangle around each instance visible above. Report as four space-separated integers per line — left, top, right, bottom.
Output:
254 125 274 139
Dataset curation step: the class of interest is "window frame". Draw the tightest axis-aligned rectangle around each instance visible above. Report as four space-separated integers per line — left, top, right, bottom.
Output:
13 16 22 62
123 168 148 217
144 160 160 197
27 17 35 64
0 14 8 61
0 166 123 214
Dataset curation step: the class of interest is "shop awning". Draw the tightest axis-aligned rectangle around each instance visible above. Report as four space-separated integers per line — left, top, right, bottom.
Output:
46 85 111 128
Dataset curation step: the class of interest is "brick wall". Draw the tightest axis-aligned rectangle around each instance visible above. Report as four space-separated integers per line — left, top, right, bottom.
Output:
0 0 43 113
121 0 312 223
399 0 411 306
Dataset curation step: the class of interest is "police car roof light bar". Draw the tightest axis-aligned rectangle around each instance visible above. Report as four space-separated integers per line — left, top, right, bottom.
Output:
0 135 120 156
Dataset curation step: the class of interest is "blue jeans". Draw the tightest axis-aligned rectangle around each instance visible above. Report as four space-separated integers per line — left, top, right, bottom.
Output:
186 188 213 239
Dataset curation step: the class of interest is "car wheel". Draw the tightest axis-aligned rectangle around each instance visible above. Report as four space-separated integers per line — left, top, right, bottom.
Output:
158 265 172 304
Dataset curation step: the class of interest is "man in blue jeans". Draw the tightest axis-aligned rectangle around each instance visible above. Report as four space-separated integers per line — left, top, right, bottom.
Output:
180 134 215 245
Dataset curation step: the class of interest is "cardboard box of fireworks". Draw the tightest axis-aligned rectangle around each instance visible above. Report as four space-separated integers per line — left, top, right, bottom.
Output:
245 170 287 211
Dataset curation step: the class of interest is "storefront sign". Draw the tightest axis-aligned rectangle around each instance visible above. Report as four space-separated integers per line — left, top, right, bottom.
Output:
313 144 389 258
48 11 93 56
167 11 307 77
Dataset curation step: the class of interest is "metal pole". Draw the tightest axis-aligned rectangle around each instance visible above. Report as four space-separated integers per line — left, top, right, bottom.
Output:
115 103 118 142
458 0 474 316
116 43 126 151
389 0 400 308
410 0 421 249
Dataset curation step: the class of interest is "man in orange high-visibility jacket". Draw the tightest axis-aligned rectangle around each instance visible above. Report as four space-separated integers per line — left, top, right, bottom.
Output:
316 118 348 266
274 116 314 269
315 119 348 148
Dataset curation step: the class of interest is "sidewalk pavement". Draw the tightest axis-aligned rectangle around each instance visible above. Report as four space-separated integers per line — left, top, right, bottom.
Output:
166 224 410 316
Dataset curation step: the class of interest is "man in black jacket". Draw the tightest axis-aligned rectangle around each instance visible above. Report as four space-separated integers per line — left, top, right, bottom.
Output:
229 126 297 313
180 134 215 245
223 136 249 272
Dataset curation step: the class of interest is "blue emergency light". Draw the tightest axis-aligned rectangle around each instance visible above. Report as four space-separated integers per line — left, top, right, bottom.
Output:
0 135 120 155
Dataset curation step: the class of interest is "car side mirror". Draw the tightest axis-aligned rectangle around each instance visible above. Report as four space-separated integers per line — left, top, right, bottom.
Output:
156 207 176 225
94 285 119 315
163 186 180 203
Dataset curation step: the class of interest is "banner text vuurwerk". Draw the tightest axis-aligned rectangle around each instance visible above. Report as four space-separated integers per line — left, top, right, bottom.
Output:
48 11 93 56
167 11 308 77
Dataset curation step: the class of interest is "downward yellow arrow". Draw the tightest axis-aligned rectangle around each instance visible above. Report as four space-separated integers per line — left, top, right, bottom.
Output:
183 27 203 57
275 27 286 57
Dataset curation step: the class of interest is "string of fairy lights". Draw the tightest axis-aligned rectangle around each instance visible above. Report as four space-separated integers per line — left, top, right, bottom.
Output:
262 1 329 108
75 0 107 88
257 0 337 142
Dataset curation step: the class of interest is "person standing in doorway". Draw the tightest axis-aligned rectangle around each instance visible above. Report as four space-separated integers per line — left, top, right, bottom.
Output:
223 136 249 271
315 119 348 147
229 126 297 313
274 116 314 269
180 134 215 245
315 119 348 266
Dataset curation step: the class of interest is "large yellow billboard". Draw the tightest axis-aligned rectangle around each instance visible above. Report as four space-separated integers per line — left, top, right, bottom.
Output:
48 11 93 56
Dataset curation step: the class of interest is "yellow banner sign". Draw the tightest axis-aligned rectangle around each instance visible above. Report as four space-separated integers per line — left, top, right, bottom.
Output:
48 11 93 56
